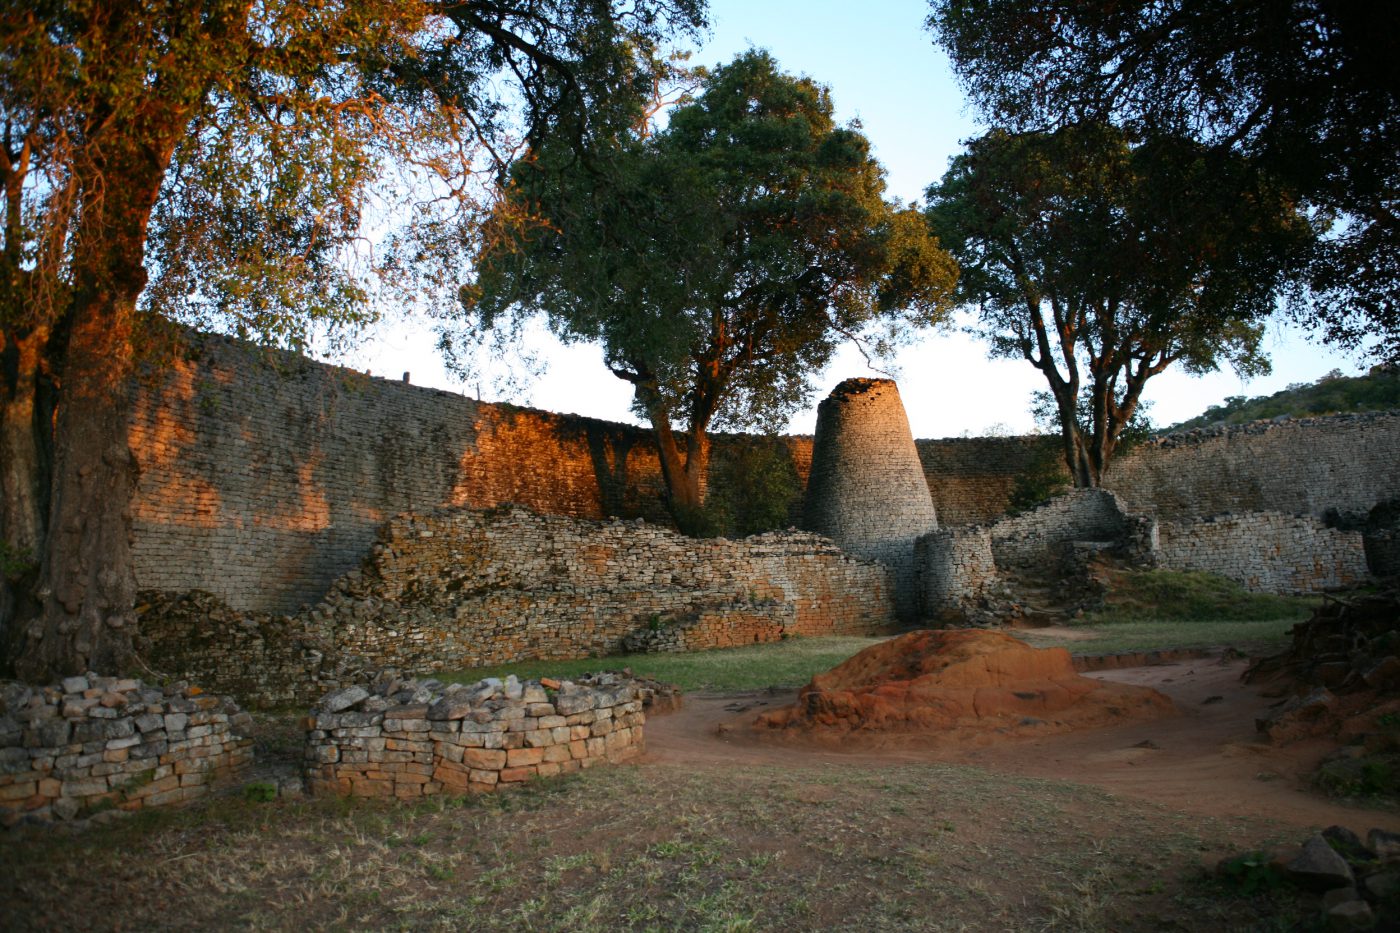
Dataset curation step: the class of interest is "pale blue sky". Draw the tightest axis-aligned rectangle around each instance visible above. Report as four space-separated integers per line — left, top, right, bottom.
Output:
343 0 1367 438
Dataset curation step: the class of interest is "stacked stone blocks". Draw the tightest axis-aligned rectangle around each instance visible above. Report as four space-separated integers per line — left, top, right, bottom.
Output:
304 673 643 798
802 378 939 618
0 676 253 825
141 505 894 708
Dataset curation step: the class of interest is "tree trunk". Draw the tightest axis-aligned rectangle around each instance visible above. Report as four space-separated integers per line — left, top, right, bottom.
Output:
0 325 52 669
633 383 713 532
14 294 139 681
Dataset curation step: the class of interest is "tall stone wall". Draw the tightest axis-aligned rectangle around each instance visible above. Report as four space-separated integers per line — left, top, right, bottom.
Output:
140 506 895 707
1105 413 1400 521
915 436 1061 526
801 379 939 619
988 489 1137 570
1156 513 1368 594
128 334 814 614
913 412 1400 526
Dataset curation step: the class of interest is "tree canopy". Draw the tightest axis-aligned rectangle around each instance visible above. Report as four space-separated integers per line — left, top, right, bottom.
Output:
925 123 1313 486
463 50 957 529
927 0 1400 360
0 0 705 679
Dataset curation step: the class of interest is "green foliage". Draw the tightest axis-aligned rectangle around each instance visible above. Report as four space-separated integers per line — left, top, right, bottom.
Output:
926 0 1400 361
1314 755 1400 800
707 438 803 537
1005 439 1069 514
242 781 278 803
925 123 1311 485
463 50 957 516
1214 852 1286 896
0 542 36 581
1085 571 1315 625
1169 365 1400 431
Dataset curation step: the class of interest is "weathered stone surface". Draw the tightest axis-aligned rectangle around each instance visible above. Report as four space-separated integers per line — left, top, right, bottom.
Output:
320 686 370 713
1286 835 1355 890
305 673 654 800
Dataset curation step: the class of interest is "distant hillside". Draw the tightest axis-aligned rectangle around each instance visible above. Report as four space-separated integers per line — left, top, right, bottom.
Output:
1166 365 1400 432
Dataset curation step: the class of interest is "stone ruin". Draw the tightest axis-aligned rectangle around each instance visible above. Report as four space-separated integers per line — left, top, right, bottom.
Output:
304 671 648 798
802 378 939 619
0 675 254 826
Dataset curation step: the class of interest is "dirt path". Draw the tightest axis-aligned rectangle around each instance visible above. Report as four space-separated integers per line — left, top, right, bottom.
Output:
642 656 1398 836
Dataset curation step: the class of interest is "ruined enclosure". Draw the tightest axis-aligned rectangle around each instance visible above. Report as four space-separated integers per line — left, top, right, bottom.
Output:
126 336 1400 627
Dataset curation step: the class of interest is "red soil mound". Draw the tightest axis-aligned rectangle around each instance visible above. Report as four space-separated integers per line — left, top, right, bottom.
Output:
755 629 1174 739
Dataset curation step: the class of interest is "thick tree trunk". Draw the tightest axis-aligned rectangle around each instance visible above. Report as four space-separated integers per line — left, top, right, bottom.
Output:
0 325 52 668
14 298 139 681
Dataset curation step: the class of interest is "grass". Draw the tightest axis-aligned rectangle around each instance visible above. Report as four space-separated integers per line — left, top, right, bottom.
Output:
0 759 1312 931
1021 618 1300 656
1085 570 1316 625
442 636 889 692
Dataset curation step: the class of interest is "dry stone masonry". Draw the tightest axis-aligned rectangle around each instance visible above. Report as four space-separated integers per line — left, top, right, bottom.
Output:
802 379 938 619
0 676 253 826
124 335 1399 617
304 672 644 798
1157 512 1368 593
140 505 894 707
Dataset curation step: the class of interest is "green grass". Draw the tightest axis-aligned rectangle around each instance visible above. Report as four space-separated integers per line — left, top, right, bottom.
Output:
441 635 889 692
1022 618 1300 656
1086 570 1316 624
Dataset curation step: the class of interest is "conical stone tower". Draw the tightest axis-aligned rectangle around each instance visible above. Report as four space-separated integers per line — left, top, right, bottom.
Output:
802 378 937 619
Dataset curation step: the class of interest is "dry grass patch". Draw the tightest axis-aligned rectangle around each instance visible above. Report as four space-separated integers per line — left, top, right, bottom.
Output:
2 756 1311 931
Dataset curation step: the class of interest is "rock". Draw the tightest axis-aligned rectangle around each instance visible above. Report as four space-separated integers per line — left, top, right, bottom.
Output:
1323 886 1362 909
1287 835 1355 890
1370 828 1400 862
52 797 80 821
427 694 476 721
1363 870 1399 899
1323 825 1375 864
1363 656 1400 688
320 686 369 713
60 676 89 695
1326 899 1374 930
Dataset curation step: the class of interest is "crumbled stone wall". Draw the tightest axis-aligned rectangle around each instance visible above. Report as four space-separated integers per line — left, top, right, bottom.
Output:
140 506 894 708
914 527 999 618
304 673 642 798
0 677 253 826
988 490 1135 570
802 379 939 619
1156 513 1369 593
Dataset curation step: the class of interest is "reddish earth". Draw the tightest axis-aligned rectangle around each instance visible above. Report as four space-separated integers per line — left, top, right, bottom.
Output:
643 648 1400 838
752 629 1173 741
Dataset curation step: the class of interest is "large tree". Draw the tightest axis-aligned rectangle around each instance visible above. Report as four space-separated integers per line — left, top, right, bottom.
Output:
0 0 704 680
925 123 1313 486
463 50 957 529
927 0 1400 360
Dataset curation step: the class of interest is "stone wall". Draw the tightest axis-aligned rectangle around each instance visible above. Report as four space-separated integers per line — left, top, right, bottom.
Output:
0 676 253 826
1156 513 1369 593
988 490 1137 570
912 412 1400 526
1106 413 1400 522
304 672 642 799
915 436 1061 526
802 379 939 618
914 527 999 619
140 506 895 708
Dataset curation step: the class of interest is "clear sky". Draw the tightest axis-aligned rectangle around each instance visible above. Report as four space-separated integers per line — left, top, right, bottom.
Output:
336 0 1368 438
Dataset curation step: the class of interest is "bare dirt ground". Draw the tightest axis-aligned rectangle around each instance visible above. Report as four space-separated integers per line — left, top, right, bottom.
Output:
644 655 1400 837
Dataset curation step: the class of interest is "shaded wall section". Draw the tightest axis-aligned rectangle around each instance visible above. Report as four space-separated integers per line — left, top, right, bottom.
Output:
130 335 670 612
